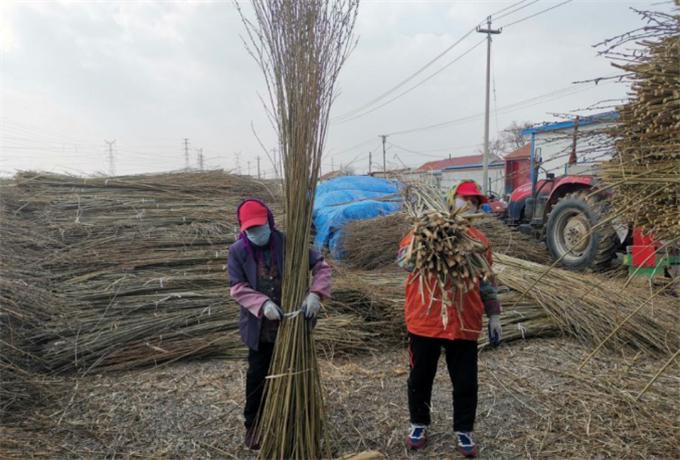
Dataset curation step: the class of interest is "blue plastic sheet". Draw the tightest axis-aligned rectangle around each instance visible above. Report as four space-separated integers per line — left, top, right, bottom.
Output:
313 176 401 258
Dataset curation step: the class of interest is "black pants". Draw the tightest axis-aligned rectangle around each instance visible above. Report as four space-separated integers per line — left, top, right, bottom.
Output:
407 333 478 432
244 342 275 429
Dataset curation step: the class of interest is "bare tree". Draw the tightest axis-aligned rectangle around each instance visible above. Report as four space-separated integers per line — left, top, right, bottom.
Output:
480 121 532 157
477 138 505 158
501 121 532 151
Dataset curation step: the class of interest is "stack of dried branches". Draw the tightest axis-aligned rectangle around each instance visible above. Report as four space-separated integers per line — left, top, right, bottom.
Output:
342 213 411 269
330 265 559 350
0 171 279 372
0 199 58 417
0 277 56 418
239 1 358 457
343 213 549 270
0 171 408 380
496 253 680 356
599 8 680 240
474 216 550 264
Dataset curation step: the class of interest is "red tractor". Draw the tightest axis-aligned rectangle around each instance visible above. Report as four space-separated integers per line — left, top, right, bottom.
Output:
504 115 678 275
505 173 621 271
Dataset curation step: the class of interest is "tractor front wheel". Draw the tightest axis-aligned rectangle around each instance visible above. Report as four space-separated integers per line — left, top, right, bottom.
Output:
545 191 618 271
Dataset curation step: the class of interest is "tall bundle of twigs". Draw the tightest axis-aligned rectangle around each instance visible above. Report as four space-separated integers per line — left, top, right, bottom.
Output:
598 8 680 240
239 1 358 458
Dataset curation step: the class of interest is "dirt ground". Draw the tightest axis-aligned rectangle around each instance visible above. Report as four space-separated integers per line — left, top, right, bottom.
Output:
3 337 679 459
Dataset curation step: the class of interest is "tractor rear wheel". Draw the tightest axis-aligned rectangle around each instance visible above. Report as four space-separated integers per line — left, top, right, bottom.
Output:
545 191 618 271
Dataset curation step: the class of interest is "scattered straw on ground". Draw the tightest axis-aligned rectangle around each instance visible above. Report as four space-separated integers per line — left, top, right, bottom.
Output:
3 337 678 459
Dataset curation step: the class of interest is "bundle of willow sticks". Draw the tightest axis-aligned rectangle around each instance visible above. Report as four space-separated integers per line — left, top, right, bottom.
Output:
598 8 680 240
400 183 496 327
239 1 358 457
403 209 493 327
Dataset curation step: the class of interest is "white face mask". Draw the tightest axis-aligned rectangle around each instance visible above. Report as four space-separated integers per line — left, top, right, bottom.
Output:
454 197 478 214
454 197 470 210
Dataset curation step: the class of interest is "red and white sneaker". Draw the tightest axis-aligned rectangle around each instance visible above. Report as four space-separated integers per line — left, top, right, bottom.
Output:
455 431 478 458
406 424 428 450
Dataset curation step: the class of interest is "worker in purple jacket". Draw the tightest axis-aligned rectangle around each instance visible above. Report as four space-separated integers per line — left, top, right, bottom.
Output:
228 199 332 450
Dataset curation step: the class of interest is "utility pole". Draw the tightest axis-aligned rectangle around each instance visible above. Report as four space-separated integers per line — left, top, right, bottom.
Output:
183 138 190 170
105 139 116 176
235 152 241 174
477 16 501 194
247 160 252 177
569 115 580 165
257 156 261 179
368 151 372 174
196 148 204 171
380 135 387 173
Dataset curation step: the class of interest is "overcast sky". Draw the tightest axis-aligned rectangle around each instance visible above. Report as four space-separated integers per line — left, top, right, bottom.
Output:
0 0 674 177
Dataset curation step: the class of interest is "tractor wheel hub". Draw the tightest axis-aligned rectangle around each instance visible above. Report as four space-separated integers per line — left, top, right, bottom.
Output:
563 215 590 253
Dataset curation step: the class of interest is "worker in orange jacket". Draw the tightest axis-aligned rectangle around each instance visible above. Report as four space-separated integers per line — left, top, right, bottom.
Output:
397 181 502 458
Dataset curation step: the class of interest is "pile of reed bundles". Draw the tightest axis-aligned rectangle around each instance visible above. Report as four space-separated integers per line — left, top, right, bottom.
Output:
0 196 60 418
599 8 680 241
343 213 412 269
495 253 680 358
0 274 56 418
343 212 549 270
5 170 675 363
0 171 391 377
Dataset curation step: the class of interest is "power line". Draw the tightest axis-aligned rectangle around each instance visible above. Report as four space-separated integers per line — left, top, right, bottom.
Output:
492 0 540 21
326 137 376 157
332 1 544 124
384 83 606 137
332 27 478 121
500 0 574 29
387 141 482 158
334 38 486 124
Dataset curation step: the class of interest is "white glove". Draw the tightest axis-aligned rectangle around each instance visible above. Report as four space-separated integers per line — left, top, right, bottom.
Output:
302 292 321 319
488 314 502 346
262 300 282 321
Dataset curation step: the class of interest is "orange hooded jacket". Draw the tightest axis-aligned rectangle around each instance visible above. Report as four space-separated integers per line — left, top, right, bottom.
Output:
398 226 494 341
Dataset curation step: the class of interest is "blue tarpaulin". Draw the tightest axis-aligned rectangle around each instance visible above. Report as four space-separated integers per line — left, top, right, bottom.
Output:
313 176 401 258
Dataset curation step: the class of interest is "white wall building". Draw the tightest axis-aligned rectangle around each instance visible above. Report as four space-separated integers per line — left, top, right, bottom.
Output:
416 154 505 197
522 111 619 181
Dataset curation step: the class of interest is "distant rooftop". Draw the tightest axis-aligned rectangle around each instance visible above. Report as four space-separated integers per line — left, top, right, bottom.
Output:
504 143 531 160
417 154 503 172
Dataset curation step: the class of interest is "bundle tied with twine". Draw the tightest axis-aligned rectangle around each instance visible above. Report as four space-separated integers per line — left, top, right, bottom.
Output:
239 1 358 458
403 184 494 330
